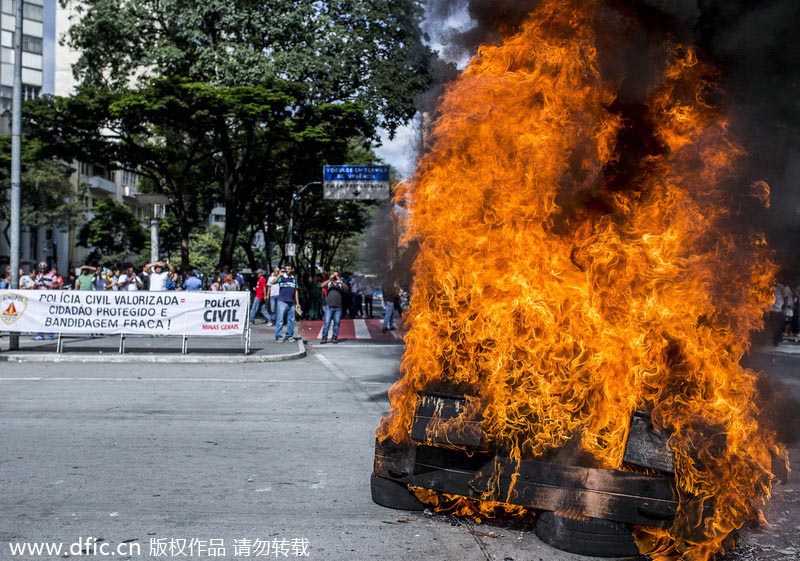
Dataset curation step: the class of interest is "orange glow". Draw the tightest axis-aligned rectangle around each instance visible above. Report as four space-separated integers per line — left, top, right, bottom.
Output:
376 1 787 559
410 487 532 523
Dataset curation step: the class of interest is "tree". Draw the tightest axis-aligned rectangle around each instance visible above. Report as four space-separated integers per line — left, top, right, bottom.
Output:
24 83 217 270
77 198 147 266
0 137 85 247
63 0 432 136
60 0 433 265
25 77 376 269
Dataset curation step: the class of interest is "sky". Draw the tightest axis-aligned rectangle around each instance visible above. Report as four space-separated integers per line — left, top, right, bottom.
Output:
373 3 473 179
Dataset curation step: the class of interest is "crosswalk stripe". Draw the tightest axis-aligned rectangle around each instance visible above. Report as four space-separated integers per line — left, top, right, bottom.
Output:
300 318 400 343
353 319 370 339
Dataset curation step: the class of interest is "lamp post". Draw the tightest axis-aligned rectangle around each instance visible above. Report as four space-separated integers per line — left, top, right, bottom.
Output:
286 181 321 259
135 193 170 263
7 0 23 350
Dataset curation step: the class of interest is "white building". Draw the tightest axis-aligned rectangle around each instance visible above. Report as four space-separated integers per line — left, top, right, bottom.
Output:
0 0 51 113
0 1 155 276
0 0 60 273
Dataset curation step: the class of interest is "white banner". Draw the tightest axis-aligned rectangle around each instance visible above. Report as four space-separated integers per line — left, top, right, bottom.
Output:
0 290 249 336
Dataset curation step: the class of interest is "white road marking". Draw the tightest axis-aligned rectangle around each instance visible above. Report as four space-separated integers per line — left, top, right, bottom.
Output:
314 352 384 415
312 344 402 349
353 319 370 339
0 377 337 384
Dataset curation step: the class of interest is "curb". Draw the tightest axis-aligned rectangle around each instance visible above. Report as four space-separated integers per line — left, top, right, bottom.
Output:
0 339 307 364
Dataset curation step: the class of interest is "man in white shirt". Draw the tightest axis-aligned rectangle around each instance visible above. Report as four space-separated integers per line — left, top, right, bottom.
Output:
118 265 144 291
143 259 174 291
267 266 281 324
19 269 35 289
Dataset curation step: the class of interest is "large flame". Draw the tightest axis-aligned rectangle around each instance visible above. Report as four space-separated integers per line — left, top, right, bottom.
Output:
377 1 787 559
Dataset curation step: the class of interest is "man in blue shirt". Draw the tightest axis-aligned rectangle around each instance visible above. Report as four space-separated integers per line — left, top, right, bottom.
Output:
183 270 203 291
271 263 301 342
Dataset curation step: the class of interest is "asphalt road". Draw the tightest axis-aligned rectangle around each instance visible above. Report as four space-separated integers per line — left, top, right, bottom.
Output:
1 343 798 561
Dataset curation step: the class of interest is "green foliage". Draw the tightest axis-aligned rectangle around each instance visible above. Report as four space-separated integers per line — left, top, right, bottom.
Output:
38 0 433 270
25 77 378 269
77 198 147 266
62 0 433 135
188 226 248 276
0 137 85 252
188 226 223 277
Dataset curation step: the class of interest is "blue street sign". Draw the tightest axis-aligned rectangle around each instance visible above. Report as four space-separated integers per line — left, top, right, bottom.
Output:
323 165 390 181
323 165 391 200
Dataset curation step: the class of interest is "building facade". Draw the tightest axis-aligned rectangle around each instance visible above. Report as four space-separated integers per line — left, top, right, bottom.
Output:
1 0 154 277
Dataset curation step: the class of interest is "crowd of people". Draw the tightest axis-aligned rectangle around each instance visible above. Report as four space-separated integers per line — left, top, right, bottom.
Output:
2 260 409 344
772 282 800 342
248 267 389 343
0 260 253 294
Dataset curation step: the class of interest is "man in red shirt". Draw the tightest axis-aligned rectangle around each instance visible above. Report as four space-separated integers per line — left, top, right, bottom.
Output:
249 269 271 325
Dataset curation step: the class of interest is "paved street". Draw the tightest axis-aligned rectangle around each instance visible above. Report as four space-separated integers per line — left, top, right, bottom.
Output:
0 341 798 561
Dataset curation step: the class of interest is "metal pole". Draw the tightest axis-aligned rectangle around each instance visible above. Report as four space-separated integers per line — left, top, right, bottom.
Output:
7 0 24 350
287 197 294 248
150 205 160 263
150 220 158 262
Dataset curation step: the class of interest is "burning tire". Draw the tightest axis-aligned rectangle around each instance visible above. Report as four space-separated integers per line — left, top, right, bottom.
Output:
370 473 425 511
534 511 639 558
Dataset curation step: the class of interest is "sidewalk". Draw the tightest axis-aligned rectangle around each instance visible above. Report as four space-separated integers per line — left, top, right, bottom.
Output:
0 321 304 363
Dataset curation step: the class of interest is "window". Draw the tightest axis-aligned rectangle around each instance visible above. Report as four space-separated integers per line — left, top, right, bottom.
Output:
121 170 139 187
0 48 12 64
22 35 42 55
23 2 43 21
22 85 39 100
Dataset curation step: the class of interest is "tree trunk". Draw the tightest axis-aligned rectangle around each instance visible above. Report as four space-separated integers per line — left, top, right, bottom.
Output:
266 205 276 268
179 213 190 272
166 180 191 272
219 172 239 267
241 232 256 271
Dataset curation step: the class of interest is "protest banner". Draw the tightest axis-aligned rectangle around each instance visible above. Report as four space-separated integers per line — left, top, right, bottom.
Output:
0 290 249 336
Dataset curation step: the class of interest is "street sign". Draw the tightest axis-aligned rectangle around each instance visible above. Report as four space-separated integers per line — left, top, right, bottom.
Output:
323 165 391 200
285 243 296 257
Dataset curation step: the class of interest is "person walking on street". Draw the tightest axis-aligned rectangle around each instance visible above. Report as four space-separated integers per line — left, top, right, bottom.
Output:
382 285 403 332
250 269 271 325
308 274 323 320
271 263 300 342
320 272 348 344
267 266 281 324
348 275 360 318
363 282 375 318
341 272 353 318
